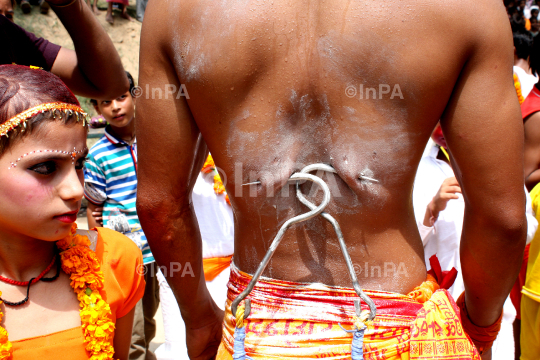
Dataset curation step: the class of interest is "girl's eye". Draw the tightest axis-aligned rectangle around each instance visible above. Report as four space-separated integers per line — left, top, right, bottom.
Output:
75 157 87 170
29 162 56 175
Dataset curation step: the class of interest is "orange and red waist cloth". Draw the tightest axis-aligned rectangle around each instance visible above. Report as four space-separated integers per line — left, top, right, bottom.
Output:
216 257 500 360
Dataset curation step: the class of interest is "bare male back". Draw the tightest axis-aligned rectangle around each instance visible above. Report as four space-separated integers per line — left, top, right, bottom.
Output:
137 1 526 358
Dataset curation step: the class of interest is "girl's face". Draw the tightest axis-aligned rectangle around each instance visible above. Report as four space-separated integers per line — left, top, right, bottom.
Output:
0 121 87 241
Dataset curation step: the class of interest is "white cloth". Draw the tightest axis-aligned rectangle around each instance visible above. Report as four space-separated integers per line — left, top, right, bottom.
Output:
413 142 463 298
154 268 231 360
514 66 538 99
155 172 234 360
193 172 235 258
525 4 538 19
413 141 538 360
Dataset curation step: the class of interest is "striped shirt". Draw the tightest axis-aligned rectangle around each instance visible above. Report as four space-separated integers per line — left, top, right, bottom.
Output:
84 127 154 264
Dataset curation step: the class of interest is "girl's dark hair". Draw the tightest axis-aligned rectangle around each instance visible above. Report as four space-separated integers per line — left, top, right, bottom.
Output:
514 32 534 60
0 65 82 155
530 36 540 77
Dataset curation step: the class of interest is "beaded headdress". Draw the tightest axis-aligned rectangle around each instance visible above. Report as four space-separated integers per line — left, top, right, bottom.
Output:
0 102 88 138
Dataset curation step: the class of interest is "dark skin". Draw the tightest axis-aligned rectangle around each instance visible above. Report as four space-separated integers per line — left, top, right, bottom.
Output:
137 1 527 359
44 0 129 98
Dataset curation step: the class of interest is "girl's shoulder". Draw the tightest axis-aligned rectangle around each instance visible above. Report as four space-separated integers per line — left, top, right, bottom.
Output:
77 227 140 255
75 229 98 251
77 227 145 320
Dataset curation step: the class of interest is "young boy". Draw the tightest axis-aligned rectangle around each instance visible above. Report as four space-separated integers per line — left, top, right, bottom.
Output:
85 72 159 360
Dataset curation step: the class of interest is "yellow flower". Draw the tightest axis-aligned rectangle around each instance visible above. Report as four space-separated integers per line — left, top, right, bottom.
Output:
200 154 231 207
201 154 215 174
0 341 12 360
0 327 8 342
0 294 12 360
213 173 226 194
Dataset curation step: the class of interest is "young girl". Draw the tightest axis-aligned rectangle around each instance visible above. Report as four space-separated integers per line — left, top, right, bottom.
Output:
0 65 145 359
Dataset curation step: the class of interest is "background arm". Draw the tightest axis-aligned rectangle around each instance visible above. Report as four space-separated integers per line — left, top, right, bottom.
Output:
49 0 128 98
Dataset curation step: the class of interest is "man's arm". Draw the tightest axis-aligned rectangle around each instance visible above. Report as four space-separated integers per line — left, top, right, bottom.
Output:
136 2 221 359
523 112 540 191
48 0 128 98
440 1 526 328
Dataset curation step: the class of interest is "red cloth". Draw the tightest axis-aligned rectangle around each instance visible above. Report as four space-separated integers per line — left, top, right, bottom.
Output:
456 293 503 355
426 254 458 290
521 86 540 120
217 262 481 359
511 244 530 320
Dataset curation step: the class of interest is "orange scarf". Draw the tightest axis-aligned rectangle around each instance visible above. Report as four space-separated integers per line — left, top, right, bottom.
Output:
203 255 232 281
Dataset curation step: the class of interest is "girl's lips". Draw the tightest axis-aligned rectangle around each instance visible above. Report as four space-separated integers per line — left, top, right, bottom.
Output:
54 213 77 223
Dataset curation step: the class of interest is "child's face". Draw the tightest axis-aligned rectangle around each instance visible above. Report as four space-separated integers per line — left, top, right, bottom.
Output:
0 121 87 241
533 18 540 31
94 91 135 128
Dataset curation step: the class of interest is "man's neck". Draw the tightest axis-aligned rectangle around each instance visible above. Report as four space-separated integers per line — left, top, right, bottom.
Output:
109 120 136 144
515 58 533 75
0 230 57 282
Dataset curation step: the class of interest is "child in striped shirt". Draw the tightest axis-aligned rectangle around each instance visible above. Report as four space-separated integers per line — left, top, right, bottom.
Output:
84 72 159 360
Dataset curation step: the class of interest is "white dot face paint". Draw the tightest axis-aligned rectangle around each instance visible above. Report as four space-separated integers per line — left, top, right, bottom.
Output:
8 146 88 170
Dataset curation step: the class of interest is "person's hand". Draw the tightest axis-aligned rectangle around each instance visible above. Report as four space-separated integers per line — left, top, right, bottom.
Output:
185 306 224 360
92 207 104 226
424 177 461 226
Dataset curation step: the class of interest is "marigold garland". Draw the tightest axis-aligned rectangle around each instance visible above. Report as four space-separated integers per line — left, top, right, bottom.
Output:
202 154 231 205
514 73 525 104
0 302 12 360
0 224 116 359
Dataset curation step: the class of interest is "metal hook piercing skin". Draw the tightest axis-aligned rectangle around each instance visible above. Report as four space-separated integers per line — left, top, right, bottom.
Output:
296 164 377 321
359 173 379 183
242 181 262 186
231 172 332 320
243 175 377 186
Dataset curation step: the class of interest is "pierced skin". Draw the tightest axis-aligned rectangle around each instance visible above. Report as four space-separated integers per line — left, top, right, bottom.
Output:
137 1 526 358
